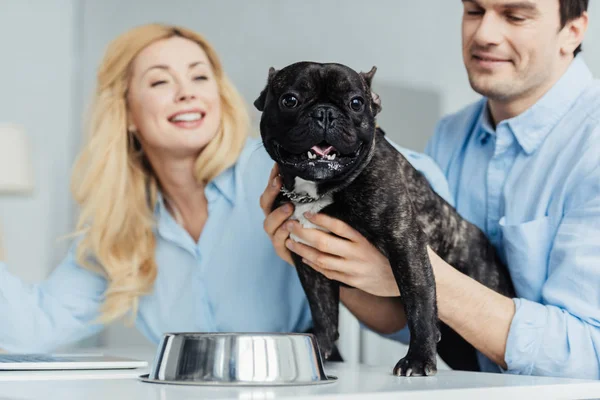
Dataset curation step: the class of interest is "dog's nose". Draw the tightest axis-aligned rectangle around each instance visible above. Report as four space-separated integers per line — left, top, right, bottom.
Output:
311 106 338 129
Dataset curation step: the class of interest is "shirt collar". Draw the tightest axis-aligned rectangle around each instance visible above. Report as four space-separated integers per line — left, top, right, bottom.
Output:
153 165 237 247
477 56 593 154
154 164 237 219
206 165 236 205
476 103 496 143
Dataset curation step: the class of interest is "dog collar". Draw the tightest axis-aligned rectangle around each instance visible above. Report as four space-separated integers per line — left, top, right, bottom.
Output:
280 187 319 204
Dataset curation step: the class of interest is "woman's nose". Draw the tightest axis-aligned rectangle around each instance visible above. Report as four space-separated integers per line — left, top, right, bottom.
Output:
176 84 197 102
177 91 196 102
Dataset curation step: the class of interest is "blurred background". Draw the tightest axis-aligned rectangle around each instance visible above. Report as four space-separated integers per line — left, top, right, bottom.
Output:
0 0 598 367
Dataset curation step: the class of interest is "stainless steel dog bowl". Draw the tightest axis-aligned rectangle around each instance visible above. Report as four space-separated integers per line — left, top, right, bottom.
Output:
139 332 337 386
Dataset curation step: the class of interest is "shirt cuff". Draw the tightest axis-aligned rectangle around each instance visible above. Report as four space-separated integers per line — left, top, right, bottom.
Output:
0 261 9 299
504 297 548 375
383 325 411 344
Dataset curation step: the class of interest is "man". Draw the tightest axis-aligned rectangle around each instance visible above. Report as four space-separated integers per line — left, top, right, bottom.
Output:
261 0 598 378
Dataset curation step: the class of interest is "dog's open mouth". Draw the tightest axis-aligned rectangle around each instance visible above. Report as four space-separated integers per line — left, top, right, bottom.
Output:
272 141 363 168
308 142 339 161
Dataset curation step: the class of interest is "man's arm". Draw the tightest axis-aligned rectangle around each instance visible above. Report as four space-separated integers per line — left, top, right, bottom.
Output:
499 184 600 377
427 247 514 368
340 287 406 335
433 159 600 377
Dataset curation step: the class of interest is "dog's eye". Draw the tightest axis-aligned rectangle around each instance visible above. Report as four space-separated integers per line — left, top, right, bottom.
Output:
281 95 299 109
350 97 365 112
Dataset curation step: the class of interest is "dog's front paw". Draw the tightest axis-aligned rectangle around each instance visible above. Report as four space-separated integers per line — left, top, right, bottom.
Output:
316 334 335 360
393 354 437 377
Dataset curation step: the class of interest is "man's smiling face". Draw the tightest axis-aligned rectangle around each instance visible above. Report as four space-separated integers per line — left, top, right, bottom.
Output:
461 0 568 103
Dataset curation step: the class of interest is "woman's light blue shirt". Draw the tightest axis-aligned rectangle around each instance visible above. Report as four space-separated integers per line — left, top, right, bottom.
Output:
0 139 312 351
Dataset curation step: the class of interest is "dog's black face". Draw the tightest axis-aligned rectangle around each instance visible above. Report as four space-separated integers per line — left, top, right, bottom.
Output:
254 62 381 182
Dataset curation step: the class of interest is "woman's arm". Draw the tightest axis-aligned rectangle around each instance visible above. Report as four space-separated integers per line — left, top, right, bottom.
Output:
0 244 106 352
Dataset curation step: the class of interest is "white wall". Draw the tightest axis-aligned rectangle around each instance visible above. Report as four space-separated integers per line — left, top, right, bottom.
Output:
77 0 600 145
78 0 464 152
1 0 599 365
0 0 79 281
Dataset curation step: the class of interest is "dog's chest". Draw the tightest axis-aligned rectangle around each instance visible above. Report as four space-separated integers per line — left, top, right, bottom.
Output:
288 178 334 244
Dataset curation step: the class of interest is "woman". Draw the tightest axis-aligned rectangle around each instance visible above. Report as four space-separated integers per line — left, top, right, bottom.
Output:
0 23 311 352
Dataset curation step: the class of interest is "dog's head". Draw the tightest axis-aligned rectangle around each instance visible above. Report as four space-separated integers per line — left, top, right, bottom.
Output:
254 62 381 184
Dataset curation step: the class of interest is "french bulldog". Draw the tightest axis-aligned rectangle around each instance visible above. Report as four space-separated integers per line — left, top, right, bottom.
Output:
254 62 514 376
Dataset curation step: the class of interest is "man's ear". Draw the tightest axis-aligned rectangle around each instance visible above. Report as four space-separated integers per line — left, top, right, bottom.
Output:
360 66 381 115
560 11 589 56
254 67 278 111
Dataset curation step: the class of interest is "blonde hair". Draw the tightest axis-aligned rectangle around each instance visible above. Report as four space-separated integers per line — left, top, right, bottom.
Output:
71 24 249 323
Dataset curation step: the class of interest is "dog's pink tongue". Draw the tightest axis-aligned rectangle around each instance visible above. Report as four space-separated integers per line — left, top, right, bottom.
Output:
311 145 335 156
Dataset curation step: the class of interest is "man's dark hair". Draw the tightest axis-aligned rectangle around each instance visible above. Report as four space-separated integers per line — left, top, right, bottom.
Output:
559 0 589 56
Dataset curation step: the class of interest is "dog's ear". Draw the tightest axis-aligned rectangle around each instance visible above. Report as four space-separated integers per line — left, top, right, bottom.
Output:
360 66 377 87
254 67 278 111
370 91 382 115
360 66 381 115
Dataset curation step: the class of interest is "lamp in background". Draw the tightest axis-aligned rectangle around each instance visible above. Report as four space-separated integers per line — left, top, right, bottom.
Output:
0 123 34 261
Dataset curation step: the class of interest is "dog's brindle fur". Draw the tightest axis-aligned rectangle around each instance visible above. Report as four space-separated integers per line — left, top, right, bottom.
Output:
255 62 514 376
339 128 515 372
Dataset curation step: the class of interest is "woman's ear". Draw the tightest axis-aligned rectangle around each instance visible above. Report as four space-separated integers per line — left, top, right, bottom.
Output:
127 110 138 133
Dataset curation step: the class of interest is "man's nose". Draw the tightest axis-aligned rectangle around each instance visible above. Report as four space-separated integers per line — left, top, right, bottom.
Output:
472 12 503 47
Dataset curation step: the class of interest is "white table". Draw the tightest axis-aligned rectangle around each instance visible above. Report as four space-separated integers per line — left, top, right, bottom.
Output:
0 346 599 400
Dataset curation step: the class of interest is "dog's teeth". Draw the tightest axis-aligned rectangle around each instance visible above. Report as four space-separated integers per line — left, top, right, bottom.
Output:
330 153 336 160
308 151 316 159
